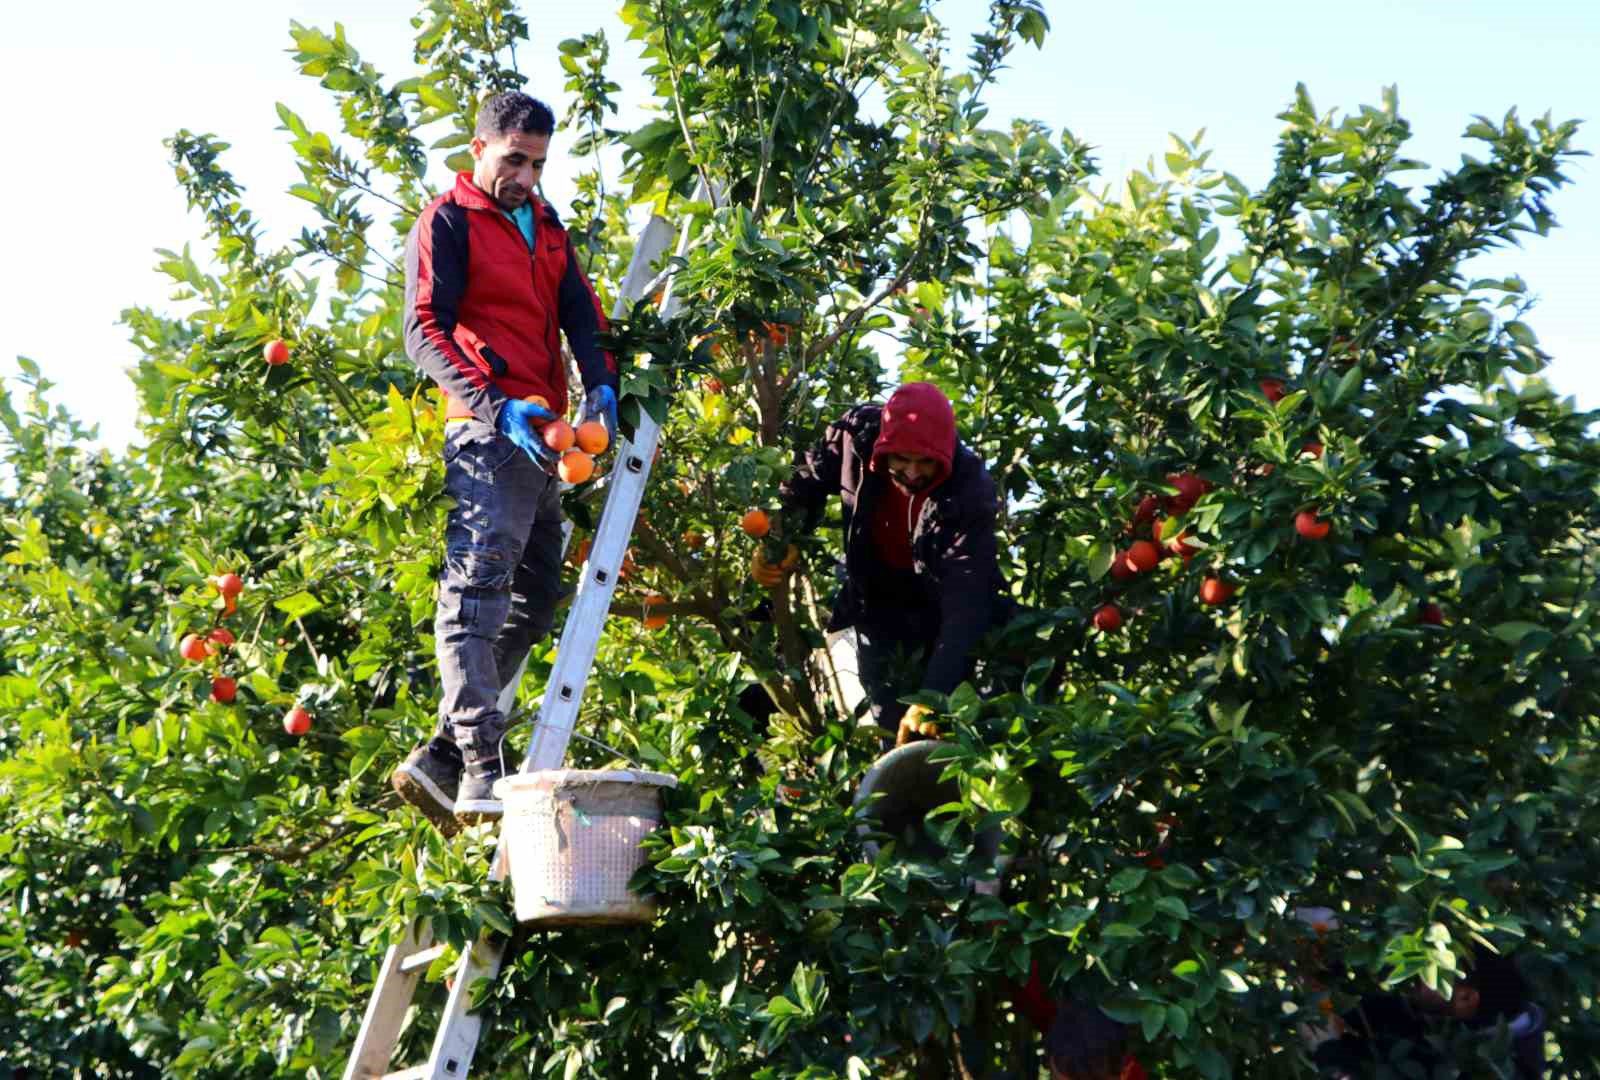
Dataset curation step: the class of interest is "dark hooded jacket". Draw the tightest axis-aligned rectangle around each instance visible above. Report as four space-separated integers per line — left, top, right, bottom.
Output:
779 382 1009 695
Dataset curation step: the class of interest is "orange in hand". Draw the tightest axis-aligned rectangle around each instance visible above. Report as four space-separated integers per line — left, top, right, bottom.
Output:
558 450 595 484
575 420 609 454
542 419 576 452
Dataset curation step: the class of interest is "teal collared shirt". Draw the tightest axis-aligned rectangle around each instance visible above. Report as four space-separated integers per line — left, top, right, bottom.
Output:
501 201 535 250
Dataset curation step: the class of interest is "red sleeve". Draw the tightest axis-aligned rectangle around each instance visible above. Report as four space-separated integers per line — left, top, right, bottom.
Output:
1005 961 1059 1034
1122 1055 1148 1080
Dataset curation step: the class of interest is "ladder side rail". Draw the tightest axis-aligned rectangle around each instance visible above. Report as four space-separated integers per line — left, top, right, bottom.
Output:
417 935 506 1080
519 205 697 775
491 209 675 722
342 922 434 1080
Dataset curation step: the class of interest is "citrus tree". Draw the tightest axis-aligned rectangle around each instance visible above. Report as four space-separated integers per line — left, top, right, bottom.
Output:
2 1 1596 1077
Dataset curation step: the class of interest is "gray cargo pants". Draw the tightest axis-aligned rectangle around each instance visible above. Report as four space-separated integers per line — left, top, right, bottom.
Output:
433 418 563 768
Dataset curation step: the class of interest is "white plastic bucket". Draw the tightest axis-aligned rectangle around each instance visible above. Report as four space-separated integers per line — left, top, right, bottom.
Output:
496 769 678 926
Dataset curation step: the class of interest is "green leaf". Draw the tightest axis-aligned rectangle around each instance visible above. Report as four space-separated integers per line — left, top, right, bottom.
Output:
274 591 323 619
1108 868 1148 895
1490 621 1543 644
1086 540 1114 582
1155 896 1190 921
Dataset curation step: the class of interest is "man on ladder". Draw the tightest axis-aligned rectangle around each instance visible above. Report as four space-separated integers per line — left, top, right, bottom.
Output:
392 90 619 830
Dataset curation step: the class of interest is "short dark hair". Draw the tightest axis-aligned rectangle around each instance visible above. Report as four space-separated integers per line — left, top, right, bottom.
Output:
475 92 555 139
1045 1003 1127 1079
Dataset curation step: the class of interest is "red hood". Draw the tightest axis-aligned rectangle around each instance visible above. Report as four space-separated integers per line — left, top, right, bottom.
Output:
871 382 955 487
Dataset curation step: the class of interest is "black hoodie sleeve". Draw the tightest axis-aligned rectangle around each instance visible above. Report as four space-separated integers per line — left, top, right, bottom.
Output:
403 201 506 427
556 233 619 395
922 461 1002 695
778 410 859 533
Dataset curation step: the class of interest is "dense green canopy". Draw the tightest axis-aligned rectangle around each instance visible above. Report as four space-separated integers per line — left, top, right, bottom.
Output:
2 1 1595 1076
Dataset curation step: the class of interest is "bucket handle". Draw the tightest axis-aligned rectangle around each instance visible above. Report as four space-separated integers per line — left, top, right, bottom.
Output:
498 709 648 776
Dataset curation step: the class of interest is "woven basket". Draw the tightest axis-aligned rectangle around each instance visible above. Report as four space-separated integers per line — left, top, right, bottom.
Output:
496 769 677 926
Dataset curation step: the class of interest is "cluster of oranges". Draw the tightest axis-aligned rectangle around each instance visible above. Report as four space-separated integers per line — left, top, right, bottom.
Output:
525 395 611 483
178 572 313 735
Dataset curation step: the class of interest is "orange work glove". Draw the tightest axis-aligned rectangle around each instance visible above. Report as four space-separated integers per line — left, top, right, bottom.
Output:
750 544 799 588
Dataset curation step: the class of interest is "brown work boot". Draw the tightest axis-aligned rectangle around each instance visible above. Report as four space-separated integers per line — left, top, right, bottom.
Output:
391 740 463 836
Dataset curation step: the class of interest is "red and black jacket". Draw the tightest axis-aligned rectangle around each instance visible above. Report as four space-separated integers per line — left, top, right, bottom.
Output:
403 172 616 426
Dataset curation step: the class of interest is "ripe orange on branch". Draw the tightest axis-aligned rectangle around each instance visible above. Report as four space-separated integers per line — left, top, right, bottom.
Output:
1295 510 1331 541
1126 540 1160 573
1092 604 1124 632
283 705 312 736
263 339 291 366
642 593 669 630
740 509 771 538
178 634 212 662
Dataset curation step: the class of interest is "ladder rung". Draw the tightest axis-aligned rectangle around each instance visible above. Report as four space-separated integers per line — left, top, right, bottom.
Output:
398 945 447 975
380 1068 428 1080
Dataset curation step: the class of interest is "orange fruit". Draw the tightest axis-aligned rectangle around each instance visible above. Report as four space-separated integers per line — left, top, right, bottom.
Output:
1295 510 1331 541
212 572 244 599
643 593 668 630
740 509 771 538
575 420 609 454
1199 577 1235 606
542 419 575 452
1126 540 1160 573
684 530 705 549
558 450 594 484
1092 604 1123 632
178 634 211 662
263 339 290 366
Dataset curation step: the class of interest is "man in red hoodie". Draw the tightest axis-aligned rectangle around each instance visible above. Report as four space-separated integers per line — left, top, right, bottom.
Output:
390 91 618 830
762 382 1012 740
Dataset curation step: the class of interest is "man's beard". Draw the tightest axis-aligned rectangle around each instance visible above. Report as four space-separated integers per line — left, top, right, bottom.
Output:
890 471 933 493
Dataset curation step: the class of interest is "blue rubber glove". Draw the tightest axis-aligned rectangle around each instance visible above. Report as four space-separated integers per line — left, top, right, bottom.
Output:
579 385 619 446
495 398 560 473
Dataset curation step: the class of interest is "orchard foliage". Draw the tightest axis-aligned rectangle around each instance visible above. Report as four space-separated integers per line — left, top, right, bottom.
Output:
2 0 1597 1077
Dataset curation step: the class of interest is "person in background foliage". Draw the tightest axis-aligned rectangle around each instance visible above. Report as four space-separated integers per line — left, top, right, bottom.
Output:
758 381 1013 743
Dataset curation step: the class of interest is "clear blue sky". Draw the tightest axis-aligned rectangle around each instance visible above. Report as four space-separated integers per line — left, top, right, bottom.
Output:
2 1 1594 450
